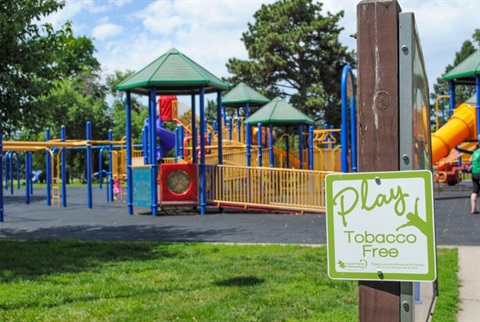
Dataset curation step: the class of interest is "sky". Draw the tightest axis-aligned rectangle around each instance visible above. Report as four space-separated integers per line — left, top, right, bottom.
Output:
45 0 480 102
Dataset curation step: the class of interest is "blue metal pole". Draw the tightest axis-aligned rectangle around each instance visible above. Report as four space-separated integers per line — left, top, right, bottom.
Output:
149 88 158 216
449 81 455 118
228 117 233 141
246 102 250 118
341 65 350 173
213 120 217 134
308 126 314 170
0 122 3 222
191 93 198 164
142 125 148 164
108 129 113 202
257 123 263 167
46 128 51 206
98 147 105 190
28 152 33 195
298 124 304 169
237 118 242 141
217 90 223 165
269 124 274 167
175 127 179 163
179 125 184 160
86 121 93 209
15 153 20 190
25 152 30 204
61 126 67 207
9 152 13 195
246 123 251 167
223 104 227 126
126 91 133 215
199 87 207 215
350 87 357 172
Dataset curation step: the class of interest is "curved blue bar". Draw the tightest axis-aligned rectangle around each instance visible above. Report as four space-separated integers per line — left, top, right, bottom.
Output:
340 65 350 173
60 126 67 207
86 121 93 209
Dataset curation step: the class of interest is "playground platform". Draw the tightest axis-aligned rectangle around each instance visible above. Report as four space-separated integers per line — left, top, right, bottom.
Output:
0 183 478 320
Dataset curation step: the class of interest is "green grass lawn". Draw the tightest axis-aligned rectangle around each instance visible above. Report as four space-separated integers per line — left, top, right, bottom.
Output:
0 241 458 321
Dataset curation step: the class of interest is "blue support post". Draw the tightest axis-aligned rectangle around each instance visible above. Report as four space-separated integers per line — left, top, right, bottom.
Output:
449 81 455 118
61 126 67 207
308 126 314 170
175 127 179 163
257 123 263 167
179 125 184 159
246 123 251 167
46 128 52 206
341 65 351 173
298 124 304 169
108 130 113 202
142 126 148 165
199 87 207 215
213 120 217 134
149 89 158 216
25 152 30 204
237 118 242 142
228 117 233 141
98 147 105 190
217 90 223 165
269 124 274 167
126 91 133 215
86 121 93 209
191 94 198 164
9 152 14 195
350 85 357 173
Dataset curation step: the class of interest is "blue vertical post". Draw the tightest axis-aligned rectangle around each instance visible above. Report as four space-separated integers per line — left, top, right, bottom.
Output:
28 152 33 195
126 91 133 215
298 124 304 169
9 152 14 195
0 122 3 222
46 128 51 206
341 65 350 173
269 124 274 167
15 153 20 190
228 117 233 141
199 87 207 215
179 125 184 159
142 126 148 164
149 89 158 216
308 126 314 170
237 118 242 141
245 103 250 118
449 81 455 118
25 152 30 204
175 127 179 163
213 120 217 134
98 148 104 190
60 126 67 207
86 121 93 209
246 122 251 167
217 90 223 165
108 129 113 202
257 123 263 167
191 94 198 164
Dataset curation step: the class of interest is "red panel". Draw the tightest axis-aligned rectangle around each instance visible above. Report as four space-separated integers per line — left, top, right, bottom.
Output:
160 163 197 203
158 95 177 121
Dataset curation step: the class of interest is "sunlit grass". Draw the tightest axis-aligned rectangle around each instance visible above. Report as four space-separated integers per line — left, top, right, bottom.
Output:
0 241 458 321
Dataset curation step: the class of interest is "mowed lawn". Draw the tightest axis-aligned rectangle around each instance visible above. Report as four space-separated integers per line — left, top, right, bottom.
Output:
0 241 458 321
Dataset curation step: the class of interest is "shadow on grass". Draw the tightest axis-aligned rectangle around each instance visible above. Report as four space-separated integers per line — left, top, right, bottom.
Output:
215 276 265 287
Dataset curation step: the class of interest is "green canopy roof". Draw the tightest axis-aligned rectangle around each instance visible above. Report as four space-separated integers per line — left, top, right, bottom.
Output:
117 48 230 95
244 96 314 125
443 50 480 85
222 82 270 107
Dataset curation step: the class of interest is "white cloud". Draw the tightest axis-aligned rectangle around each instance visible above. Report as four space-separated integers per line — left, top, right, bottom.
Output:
92 22 124 41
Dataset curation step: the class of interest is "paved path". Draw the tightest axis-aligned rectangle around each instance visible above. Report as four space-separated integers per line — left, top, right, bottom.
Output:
0 182 478 321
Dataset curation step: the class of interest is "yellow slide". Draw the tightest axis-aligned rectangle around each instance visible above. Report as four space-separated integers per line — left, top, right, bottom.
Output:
431 102 477 165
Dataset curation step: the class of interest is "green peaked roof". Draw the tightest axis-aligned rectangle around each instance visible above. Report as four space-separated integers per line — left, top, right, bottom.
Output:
443 50 480 85
117 48 230 95
244 96 314 125
222 82 270 107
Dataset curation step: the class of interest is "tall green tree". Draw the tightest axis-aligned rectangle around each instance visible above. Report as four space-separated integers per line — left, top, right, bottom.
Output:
431 28 479 128
225 0 355 127
0 0 74 136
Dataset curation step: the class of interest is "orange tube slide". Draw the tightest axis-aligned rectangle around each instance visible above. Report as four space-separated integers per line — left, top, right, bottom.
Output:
431 103 476 165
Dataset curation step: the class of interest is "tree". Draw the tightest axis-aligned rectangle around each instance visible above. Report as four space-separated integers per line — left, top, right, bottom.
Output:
225 0 356 127
430 29 479 128
0 0 75 137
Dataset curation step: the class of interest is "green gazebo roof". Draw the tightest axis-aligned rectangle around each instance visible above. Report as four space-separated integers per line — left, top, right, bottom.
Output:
443 50 480 85
222 82 270 107
117 48 230 95
244 96 314 125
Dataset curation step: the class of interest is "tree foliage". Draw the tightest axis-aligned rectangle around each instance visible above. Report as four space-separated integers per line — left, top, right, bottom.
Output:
225 0 355 127
431 28 479 128
0 0 77 136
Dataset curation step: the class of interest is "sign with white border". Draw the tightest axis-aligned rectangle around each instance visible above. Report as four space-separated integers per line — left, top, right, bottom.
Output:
325 170 436 281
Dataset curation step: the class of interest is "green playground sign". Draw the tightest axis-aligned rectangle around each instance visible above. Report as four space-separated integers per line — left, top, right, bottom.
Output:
325 170 436 282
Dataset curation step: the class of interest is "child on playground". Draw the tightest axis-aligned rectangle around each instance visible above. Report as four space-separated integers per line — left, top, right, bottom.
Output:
113 175 120 201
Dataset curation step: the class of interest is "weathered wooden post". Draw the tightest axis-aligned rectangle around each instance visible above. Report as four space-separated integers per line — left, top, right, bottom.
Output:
357 0 401 320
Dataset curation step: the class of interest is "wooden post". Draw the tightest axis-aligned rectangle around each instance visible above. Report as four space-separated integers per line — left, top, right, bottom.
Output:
356 0 401 321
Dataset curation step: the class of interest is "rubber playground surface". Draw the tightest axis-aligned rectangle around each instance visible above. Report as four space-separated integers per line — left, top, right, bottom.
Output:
0 182 478 246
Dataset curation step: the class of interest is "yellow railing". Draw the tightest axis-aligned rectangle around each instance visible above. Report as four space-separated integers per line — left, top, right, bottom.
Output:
206 164 333 213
